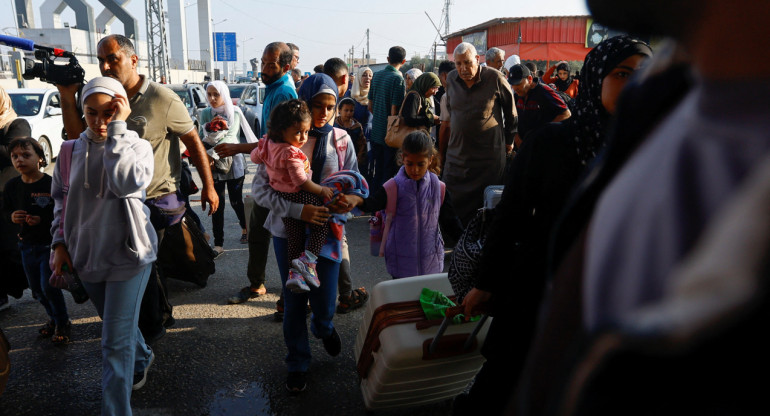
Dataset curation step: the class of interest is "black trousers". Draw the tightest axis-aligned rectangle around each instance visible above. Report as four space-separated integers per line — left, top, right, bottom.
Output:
138 228 173 339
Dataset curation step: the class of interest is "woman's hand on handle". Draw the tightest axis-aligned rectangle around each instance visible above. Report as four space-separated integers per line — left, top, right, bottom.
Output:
462 288 492 320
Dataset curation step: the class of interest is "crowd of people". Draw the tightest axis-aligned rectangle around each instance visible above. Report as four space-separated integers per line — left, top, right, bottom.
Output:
1 0 768 413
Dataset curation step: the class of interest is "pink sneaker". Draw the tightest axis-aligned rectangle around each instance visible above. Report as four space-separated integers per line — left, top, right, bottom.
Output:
285 269 310 293
291 251 320 288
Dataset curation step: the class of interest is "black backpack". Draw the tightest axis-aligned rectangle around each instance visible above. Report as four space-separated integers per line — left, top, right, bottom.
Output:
157 212 216 287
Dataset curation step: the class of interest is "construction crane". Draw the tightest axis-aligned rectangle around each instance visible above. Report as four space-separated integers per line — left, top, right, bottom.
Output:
145 0 171 82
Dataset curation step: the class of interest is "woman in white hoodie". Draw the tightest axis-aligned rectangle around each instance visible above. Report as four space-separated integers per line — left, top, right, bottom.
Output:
50 77 157 416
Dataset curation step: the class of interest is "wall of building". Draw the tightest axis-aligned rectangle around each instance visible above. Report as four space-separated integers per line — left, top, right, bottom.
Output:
446 16 592 65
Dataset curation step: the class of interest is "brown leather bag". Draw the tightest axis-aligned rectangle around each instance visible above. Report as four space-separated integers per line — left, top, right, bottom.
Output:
384 91 426 148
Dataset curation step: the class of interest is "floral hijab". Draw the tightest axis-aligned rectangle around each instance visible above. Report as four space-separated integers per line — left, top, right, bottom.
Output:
572 35 653 166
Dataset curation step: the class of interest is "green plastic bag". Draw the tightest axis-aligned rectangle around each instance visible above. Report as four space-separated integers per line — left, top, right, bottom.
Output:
419 288 479 324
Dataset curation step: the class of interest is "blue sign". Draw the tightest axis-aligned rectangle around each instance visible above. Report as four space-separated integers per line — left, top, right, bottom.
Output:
247 71 254 78
213 32 237 62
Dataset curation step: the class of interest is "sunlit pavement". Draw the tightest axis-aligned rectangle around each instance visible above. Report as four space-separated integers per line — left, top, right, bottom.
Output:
0 162 455 416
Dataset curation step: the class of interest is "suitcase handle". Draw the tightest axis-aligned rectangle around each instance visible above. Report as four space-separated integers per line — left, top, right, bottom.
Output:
415 302 493 330
428 313 490 355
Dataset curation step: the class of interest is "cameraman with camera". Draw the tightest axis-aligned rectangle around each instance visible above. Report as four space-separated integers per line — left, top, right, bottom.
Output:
56 34 219 349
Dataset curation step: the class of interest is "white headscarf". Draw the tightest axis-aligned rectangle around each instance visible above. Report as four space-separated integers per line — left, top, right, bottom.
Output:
81 76 128 109
405 68 423 84
504 55 521 72
205 81 259 143
351 67 372 106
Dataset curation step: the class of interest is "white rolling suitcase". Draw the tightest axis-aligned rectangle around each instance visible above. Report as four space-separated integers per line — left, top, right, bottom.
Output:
354 273 491 411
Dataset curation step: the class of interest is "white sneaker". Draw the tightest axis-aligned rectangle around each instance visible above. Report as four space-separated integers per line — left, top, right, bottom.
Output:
132 351 155 391
212 246 224 257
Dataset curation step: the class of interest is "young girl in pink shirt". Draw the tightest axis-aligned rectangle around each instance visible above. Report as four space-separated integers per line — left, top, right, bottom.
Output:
251 99 334 292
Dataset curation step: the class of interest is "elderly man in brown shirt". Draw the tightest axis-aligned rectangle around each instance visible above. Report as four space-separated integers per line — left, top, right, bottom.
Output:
442 42 517 225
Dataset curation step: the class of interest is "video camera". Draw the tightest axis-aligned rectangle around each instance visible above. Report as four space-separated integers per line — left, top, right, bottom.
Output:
0 34 85 85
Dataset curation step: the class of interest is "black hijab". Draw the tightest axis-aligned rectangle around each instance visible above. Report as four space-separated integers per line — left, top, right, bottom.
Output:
553 62 574 93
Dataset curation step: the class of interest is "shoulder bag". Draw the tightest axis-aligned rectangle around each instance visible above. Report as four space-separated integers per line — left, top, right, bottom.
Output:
384 91 426 148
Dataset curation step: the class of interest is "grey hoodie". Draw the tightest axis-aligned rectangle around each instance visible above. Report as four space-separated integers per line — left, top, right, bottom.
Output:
51 121 157 283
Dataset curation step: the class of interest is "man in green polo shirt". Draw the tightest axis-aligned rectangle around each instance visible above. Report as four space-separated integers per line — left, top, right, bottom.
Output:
367 46 406 192
57 34 218 347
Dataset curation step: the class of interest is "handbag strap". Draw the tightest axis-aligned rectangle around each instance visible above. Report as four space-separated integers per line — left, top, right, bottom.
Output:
397 90 422 117
379 178 398 256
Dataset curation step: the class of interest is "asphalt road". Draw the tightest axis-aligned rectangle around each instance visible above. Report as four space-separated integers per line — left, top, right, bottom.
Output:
0 162 458 416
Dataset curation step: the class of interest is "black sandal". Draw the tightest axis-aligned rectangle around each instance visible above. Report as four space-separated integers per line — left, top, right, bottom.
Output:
336 287 369 314
52 321 71 345
38 320 55 337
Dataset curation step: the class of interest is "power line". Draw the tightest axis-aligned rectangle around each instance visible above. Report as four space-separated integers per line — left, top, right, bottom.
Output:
369 31 430 49
244 1 422 15
218 0 350 47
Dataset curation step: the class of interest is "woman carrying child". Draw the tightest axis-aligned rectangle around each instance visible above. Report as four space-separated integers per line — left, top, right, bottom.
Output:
358 131 463 279
252 74 360 394
2 137 70 343
250 99 334 292
50 77 157 415
199 81 258 254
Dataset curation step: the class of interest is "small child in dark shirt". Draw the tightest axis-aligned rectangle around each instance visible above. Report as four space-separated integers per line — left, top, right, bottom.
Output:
2 137 70 343
334 98 366 162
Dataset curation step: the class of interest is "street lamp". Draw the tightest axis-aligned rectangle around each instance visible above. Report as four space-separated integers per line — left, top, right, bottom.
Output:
241 36 254 79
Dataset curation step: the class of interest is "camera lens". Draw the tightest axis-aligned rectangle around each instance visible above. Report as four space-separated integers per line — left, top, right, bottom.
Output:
21 58 44 80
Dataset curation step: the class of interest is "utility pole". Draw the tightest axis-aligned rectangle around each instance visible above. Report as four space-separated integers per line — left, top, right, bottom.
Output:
366 28 370 66
442 0 452 38
146 0 171 83
433 42 437 72
351 44 355 68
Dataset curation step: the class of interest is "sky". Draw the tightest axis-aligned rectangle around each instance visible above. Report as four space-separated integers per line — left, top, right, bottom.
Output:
1 0 590 73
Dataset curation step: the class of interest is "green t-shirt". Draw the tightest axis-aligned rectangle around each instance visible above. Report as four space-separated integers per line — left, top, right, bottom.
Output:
127 76 195 199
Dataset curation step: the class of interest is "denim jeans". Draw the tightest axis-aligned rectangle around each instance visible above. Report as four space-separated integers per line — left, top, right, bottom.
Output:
82 264 153 416
18 242 69 326
274 237 340 372
369 142 398 193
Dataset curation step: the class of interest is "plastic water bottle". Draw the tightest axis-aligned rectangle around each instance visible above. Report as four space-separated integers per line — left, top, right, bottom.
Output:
369 212 383 257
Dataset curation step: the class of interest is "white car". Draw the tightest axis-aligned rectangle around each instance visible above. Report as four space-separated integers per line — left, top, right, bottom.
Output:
238 82 266 139
7 88 65 166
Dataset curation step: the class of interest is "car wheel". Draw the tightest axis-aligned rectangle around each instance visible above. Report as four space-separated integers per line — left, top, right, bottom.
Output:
38 137 52 169
254 120 261 138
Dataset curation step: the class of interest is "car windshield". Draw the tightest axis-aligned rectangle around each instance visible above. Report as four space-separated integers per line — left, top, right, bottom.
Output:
173 90 192 108
9 93 44 116
228 85 246 99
